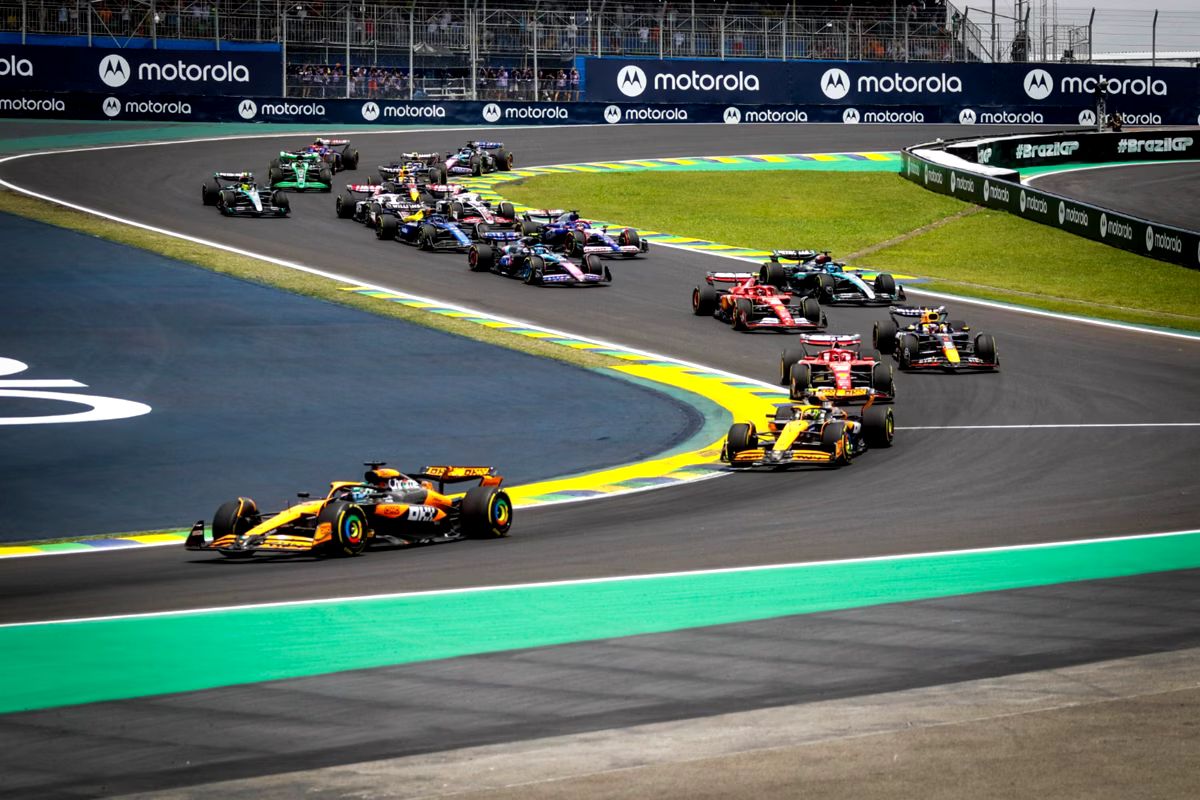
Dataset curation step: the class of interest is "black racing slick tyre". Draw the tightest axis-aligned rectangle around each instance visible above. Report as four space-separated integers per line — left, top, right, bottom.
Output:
619 228 640 249
898 333 920 370
211 497 261 558
317 501 369 557
498 201 516 220
272 191 290 216
874 318 897 355
863 405 895 449
268 166 283 186
430 166 448 184
692 285 718 316
789 363 813 400
461 486 513 538
815 273 836 303
201 178 220 206
217 189 236 216
448 201 465 220
318 167 334 187
495 149 514 171
779 347 805 384
873 273 896 296
731 298 754 331
801 297 821 324
523 256 545 285
470 155 483 176
725 422 757 458
520 219 542 237
871 362 894 396
418 224 438 251
342 146 359 170
584 254 604 276
975 334 998 367
377 215 398 240
336 191 356 218
821 422 852 466
759 262 789 288
568 229 587 256
468 244 494 271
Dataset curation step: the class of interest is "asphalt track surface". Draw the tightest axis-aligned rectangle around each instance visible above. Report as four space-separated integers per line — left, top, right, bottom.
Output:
1030 160 1200 231
0 212 700 540
0 123 1198 797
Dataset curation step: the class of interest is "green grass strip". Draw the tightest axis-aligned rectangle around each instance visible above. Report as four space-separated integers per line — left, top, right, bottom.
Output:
499 170 1200 332
3 531 1198 713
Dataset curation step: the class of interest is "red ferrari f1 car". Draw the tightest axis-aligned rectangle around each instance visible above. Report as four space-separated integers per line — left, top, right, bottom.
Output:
692 272 826 332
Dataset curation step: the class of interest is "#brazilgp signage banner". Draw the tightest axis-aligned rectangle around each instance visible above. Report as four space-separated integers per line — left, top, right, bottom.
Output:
582 57 1199 123
0 44 281 96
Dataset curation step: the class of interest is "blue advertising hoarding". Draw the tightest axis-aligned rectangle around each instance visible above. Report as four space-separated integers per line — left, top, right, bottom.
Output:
0 44 281 96
581 58 1199 119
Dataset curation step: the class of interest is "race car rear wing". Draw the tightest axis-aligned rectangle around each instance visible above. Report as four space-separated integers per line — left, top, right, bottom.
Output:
315 138 350 146
889 305 947 317
705 271 758 284
768 249 821 262
468 140 504 149
426 183 465 194
400 151 440 162
214 171 254 182
798 333 862 347
414 465 503 491
345 183 381 194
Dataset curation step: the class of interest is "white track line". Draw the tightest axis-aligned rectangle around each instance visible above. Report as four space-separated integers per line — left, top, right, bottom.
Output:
1023 159 1200 184
5 526 1196 628
901 422 1200 430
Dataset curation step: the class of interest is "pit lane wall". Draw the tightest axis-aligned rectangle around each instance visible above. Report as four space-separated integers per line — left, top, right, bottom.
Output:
901 129 1200 270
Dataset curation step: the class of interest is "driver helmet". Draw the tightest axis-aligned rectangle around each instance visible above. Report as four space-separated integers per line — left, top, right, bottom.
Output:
365 466 402 487
814 254 831 265
921 310 941 325
240 182 253 191
520 235 539 248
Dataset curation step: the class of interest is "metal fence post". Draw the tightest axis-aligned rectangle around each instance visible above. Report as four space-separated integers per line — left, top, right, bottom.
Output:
346 2 351 99
151 0 157 48
409 5 414 100
690 0 695 56
843 7 849 59
1152 9 1158 67
1087 8 1094 63
782 3 789 61
86 4 91 47
21 0 25 45
719 2 727 61
282 7 288 97
214 1 220 51
533 9 540 101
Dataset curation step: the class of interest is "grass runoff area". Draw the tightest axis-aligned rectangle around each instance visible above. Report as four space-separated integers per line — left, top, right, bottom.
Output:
501 171 1200 332
0 191 619 372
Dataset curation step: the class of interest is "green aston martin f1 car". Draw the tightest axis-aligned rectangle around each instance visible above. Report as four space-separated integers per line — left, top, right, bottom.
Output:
268 151 333 192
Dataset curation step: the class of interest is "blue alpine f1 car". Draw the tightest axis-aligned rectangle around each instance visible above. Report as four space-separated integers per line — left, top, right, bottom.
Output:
518 209 649 259
467 238 612 286
377 208 518 251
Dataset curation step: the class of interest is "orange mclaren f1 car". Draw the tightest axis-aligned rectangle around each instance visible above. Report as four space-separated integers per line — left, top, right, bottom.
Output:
185 463 512 558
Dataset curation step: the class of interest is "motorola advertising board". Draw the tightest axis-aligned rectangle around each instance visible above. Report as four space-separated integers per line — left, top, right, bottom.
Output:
902 144 1200 270
583 58 1198 120
0 44 281 96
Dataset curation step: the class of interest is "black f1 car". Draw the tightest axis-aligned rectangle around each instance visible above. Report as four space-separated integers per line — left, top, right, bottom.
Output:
201 172 290 217
873 305 999 371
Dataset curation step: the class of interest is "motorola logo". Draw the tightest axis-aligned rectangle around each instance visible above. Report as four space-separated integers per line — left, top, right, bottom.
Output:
1146 226 1154 251
1024 68 1053 100
1078 109 1096 126
237 99 257 120
820 68 851 100
723 106 741 124
361 101 380 121
616 65 647 98
842 107 860 124
958 108 976 124
99 54 131 88
1058 202 1066 224
482 103 502 123
604 104 622 124
949 171 956 194
101 96 121 117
